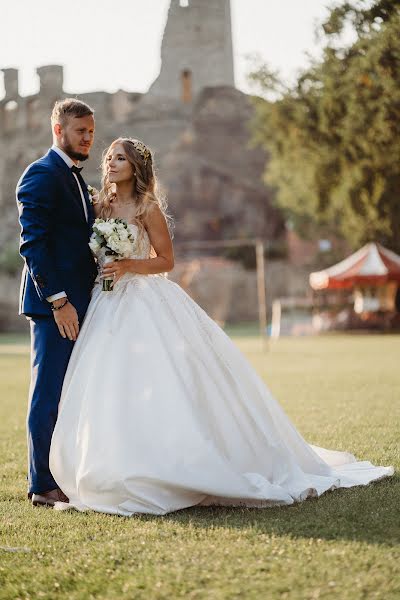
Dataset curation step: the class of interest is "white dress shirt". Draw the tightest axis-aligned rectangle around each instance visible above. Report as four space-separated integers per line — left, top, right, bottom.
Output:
46 144 89 303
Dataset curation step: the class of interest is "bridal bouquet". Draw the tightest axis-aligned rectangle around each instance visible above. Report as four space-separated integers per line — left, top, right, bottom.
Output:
89 218 135 291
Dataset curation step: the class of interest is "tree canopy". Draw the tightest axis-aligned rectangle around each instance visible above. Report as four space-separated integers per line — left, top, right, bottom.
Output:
250 0 400 251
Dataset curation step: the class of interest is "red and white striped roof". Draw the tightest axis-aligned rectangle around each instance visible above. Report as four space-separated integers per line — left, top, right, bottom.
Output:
309 243 400 290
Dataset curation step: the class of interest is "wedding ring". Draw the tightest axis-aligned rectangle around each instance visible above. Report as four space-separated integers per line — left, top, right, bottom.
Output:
113 272 116 278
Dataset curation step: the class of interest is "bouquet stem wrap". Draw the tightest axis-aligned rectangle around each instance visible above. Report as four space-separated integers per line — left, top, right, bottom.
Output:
102 256 115 291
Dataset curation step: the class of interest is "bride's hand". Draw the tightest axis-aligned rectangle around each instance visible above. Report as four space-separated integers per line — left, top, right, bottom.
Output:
101 259 133 284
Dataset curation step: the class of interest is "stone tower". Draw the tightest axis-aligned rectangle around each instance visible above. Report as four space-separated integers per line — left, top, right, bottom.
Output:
149 0 234 101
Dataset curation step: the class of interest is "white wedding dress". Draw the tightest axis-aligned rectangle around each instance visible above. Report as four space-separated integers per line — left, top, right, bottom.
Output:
49 224 393 516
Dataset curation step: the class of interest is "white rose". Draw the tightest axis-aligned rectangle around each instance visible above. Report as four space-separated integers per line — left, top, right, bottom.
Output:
95 222 107 234
108 232 119 244
101 224 114 237
89 239 101 253
108 238 121 253
121 241 133 257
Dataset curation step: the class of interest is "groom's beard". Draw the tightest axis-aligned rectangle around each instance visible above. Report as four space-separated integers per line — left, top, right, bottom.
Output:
61 135 90 162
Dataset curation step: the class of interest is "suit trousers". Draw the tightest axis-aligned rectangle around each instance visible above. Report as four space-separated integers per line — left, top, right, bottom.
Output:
27 315 75 494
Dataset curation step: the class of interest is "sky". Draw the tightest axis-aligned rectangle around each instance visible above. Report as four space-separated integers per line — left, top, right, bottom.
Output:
0 0 333 98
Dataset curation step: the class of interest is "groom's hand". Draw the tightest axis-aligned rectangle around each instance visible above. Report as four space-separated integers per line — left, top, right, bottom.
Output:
52 299 79 341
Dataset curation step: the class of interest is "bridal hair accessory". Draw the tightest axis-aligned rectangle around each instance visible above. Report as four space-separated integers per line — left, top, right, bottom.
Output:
130 139 150 166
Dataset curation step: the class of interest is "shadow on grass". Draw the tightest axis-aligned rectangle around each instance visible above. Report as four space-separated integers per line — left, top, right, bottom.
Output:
139 474 400 547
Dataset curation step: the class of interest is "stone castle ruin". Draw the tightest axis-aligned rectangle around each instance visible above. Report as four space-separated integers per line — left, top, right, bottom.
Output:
0 0 295 330
150 0 235 99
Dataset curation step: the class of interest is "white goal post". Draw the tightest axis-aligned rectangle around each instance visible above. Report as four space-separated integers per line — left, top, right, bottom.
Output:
174 238 268 342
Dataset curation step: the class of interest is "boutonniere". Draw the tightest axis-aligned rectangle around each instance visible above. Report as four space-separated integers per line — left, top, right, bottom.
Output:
87 185 99 205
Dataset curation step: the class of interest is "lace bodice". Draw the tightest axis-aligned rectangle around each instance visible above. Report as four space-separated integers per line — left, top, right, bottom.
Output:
128 223 151 259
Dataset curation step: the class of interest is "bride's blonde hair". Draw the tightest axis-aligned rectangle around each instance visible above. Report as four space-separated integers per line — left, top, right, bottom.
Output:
97 137 171 246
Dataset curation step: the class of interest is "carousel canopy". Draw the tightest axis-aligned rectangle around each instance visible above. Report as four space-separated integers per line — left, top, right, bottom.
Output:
309 242 400 290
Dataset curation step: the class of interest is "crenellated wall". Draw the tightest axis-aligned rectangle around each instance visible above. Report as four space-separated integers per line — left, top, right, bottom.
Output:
0 65 146 138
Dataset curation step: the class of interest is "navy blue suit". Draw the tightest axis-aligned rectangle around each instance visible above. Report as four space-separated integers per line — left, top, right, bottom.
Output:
17 148 97 494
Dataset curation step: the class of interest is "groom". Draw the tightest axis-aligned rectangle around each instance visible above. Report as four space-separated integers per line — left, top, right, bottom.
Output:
16 98 98 506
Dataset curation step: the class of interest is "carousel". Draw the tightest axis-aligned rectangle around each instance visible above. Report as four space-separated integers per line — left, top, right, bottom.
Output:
309 242 400 331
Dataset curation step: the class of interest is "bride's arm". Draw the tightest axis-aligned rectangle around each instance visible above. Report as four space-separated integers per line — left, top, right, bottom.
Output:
132 205 175 274
102 205 174 281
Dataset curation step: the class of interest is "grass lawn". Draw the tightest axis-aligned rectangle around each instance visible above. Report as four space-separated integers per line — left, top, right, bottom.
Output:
0 334 399 599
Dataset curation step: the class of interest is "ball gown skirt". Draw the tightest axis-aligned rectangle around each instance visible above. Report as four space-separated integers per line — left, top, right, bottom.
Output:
49 227 394 516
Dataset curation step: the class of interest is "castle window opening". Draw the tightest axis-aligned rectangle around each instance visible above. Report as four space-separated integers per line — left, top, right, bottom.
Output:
4 100 18 112
181 69 192 103
180 0 189 7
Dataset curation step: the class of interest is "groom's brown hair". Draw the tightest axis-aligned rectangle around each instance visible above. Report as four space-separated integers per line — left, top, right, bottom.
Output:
51 98 94 127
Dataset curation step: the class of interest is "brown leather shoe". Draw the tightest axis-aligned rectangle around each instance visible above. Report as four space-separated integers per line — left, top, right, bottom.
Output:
32 488 69 507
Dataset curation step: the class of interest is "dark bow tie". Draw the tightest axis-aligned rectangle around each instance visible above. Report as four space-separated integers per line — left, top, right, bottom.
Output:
71 165 83 174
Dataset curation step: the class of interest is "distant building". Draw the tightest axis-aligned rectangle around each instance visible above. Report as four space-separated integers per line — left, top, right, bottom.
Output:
149 0 235 100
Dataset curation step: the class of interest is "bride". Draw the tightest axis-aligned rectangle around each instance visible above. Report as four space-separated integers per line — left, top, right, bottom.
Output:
49 137 393 516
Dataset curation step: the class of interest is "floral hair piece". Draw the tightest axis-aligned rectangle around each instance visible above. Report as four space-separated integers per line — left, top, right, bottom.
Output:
131 139 151 166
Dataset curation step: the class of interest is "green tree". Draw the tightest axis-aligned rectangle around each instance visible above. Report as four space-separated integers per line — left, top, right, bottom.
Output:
250 0 400 251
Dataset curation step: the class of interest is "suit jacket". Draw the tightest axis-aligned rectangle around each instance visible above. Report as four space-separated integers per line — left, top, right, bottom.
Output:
16 148 98 318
